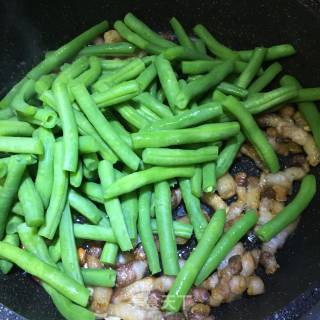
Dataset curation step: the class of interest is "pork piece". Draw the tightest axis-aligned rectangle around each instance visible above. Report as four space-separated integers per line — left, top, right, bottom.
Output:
240 144 265 169
104 29 122 43
116 260 148 287
217 173 237 200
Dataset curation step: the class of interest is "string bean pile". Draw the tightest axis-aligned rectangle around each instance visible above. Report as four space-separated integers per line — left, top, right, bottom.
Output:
0 12 318 320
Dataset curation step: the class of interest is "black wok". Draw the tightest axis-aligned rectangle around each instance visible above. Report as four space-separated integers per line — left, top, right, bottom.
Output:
0 0 320 319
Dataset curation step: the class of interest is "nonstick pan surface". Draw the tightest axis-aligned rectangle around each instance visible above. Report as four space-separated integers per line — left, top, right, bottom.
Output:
0 1 320 319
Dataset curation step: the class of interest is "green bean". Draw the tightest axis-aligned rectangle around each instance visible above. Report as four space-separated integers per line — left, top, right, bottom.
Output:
154 181 179 275
60 203 83 284
216 132 246 178
74 224 116 242
6 215 24 234
11 202 24 217
0 136 43 154
98 160 133 251
72 83 141 171
142 146 218 166
81 268 116 287
195 210 258 285
115 103 151 129
155 55 180 113
144 102 222 131
104 166 195 199
100 243 118 265
0 241 89 306
39 142 68 240
222 95 279 173
0 233 19 274
191 166 203 198
132 122 240 149
93 58 145 91
124 13 176 49
150 219 193 239
43 284 95 320
136 103 160 122
69 161 83 188
164 209 226 312
179 178 208 240
73 109 118 162
163 45 212 61
105 111 133 147
238 44 296 61
217 82 248 99
293 87 320 102
175 60 234 109
0 156 27 239
0 21 108 110
83 165 98 181
138 185 161 274
82 152 99 172
101 58 132 70
193 24 238 59
133 92 173 118
34 128 55 208
170 17 195 50
81 182 103 204
157 87 165 103
193 38 207 55
202 161 217 193
49 238 61 263
78 42 136 56
280 75 320 148
35 74 56 95
75 56 102 87
248 62 282 95
68 189 104 224
18 174 44 227
114 20 163 54
257 175 316 242
0 120 34 137
92 80 140 108
136 62 157 91
0 78 28 110
235 47 266 89
53 82 78 172
77 136 99 154
0 108 14 120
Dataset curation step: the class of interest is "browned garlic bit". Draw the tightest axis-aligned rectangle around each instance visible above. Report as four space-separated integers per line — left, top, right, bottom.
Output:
104 29 123 43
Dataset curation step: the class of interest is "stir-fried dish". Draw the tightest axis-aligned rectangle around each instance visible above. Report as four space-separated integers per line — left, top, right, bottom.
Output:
0 12 319 320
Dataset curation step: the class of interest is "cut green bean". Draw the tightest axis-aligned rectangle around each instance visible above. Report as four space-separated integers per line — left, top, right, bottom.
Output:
82 152 99 171
0 241 89 306
136 103 160 122
101 59 132 70
0 120 34 137
193 38 207 55
74 224 117 243
150 219 193 239
257 175 316 242
0 233 19 274
238 44 296 61
143 146 218 166
0 136 43 154
195 210 258 285
191 166 203 198
124 13 176 49
68 189 104 224
202 161 217 193
98 160 133 251
49 238 61 264
100 243 118 265
222 95 279 173
235 47 266 89
144 102 222 131
216 132 245 178
75 56 102 87
35 74 56 95
133 122 240 149
170 17 195 50
6 215 24 234
78 42 136 56
81 268 116 287
39 142 69 240
0 156 27 239
164 209 226 312
72 83 141 171
104 166 195 199
34 128 55 208
179 178 208 240
163 46 212 61
155 181 179 275
70 161 83 188
248 62 282 95
60 203 83 284
175 60 234 109
136 62 157 91
193 24 238 59
138 185 161 274
217 82 248 99
81 182 103 204
0 108 14 120
18 174 44 227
